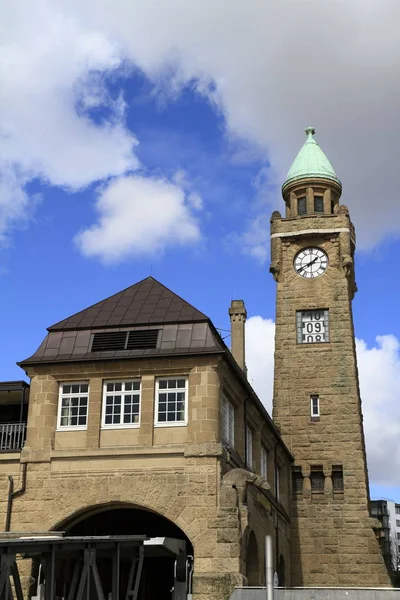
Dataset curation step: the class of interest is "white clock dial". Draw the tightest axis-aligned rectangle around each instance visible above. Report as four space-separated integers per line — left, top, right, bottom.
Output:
294 247 328 279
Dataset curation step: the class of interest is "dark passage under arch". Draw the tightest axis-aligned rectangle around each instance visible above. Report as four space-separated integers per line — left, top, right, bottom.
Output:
37 505 193 600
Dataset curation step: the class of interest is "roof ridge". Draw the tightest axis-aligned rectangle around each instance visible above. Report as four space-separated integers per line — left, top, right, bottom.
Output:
48 277 209 331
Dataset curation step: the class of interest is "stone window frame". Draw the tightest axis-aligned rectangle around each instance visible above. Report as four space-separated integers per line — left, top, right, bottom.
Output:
260 445 268 479
246 424 253 471
57 381 89 431
310 395 320 418
154 377 188 427
222 395 235 447
101 379 141 430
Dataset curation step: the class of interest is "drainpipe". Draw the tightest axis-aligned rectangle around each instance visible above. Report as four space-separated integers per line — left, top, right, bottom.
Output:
5 463 27 531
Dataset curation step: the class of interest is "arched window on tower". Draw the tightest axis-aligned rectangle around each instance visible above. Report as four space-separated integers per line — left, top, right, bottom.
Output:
292 466 303 495
314 196 324 213
298 197 306 215
310 465 324 493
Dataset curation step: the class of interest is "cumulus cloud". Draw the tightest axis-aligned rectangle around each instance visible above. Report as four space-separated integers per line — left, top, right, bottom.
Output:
65 0 400 251
0 0 137 239
3 0 400 254
246 316 400 488
356 335 400 487
75 175 201 263
245 316 275 414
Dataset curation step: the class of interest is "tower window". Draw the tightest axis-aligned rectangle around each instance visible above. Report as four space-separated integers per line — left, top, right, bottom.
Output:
314 196 324 213
332 465 344 492
292 466 303 494
331 199 335 214
310 465 324 492
298 197 306 215
310 395 320 418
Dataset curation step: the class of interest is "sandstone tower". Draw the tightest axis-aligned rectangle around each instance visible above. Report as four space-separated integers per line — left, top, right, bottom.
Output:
270 127 390 587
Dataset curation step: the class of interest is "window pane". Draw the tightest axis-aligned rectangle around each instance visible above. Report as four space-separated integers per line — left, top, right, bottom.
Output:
114 383 122 392
159 380 167 389
71 384 80 394
314 196 324 213
298 197 306 215
177 379 186 388
62 385 71 394
80 384 88 393
106 383 114 392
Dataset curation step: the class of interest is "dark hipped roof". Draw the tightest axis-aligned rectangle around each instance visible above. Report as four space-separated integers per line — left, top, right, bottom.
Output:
48 277 208 331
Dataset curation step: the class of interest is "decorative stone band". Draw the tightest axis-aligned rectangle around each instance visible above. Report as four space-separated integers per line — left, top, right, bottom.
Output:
271 227 355 245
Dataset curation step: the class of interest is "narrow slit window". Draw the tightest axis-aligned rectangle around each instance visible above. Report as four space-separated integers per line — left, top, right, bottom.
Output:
310 465 324 493
298 197 306 215
332 465 344 492
222 396 235 447
261 446 268 479
314 196 324 213
310 395 320 417
292 466 303 494
246 425 253 471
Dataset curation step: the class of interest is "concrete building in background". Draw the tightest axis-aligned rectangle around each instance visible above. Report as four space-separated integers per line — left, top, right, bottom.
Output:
0 128 392 599
371 499 400 571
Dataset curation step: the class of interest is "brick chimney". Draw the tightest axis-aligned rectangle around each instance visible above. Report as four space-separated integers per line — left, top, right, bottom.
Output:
229 300 247 375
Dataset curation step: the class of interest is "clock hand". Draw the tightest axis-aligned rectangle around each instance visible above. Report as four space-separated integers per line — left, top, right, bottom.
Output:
297 257 318 273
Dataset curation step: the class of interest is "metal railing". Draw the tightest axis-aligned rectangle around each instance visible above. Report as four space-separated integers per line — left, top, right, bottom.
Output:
0 423 26 452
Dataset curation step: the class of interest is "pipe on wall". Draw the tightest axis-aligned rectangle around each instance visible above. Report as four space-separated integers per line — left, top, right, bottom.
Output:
5 462 27 531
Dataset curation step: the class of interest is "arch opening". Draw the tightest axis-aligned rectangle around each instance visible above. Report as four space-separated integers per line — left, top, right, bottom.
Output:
38 504 193 600
246 531 260 586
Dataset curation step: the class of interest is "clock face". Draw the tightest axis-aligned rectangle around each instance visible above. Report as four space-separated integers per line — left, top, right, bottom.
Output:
294 247 328 279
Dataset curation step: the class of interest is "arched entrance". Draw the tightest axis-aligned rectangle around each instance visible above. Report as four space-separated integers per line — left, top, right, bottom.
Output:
278 554 285 587
48 504 193 600
246 531 260 586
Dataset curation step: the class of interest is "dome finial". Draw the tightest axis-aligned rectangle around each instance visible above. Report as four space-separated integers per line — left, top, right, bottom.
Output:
305 126 315 137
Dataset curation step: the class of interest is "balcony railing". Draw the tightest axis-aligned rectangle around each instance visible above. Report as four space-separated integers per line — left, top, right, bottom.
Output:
0 422 26 452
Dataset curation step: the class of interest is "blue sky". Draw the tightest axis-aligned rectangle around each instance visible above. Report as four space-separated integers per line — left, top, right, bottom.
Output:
1 0 400 502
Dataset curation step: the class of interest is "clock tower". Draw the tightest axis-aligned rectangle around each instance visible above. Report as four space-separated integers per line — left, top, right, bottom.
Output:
270 128 390 586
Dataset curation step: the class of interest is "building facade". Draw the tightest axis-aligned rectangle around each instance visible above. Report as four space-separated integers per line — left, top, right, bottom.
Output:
0 127 393 598
270 127 390 587
4 278 291 600
371 499 400 572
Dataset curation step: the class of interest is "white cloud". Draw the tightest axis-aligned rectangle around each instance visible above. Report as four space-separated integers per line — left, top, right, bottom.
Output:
245 316 275 414
356 335 400 487
0 0 137 239
75 174 201 263
3 0 400 253
64 0 400 250
246 316 400 488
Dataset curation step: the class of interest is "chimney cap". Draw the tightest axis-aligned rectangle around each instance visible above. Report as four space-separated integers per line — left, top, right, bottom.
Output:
229 300 247 318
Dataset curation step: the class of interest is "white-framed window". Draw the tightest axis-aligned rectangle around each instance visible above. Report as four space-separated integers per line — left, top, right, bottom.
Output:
396 506 400 515
396 520 400 527
310 395 320 417
275 464 281 500
102 380 141 428
246 425 253 470
57 382 89 430
222 396 235 446
261 446 268 479
155 378 188 426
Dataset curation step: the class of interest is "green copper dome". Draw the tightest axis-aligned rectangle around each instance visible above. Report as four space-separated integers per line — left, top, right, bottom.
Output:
282 127 341 192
